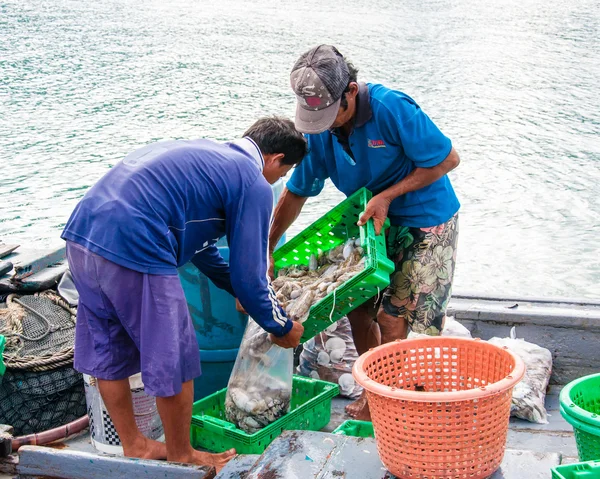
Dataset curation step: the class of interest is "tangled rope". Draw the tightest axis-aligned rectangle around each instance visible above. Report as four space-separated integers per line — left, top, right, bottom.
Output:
0 291 76 371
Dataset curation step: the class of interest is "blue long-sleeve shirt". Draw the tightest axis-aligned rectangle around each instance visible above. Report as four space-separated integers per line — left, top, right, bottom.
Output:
61 138 292 336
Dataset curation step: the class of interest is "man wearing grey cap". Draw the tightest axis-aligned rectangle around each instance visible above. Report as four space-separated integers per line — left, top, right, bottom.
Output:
268 45 461 420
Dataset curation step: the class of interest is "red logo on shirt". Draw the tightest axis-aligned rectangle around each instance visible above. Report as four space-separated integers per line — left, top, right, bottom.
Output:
368 139 385 148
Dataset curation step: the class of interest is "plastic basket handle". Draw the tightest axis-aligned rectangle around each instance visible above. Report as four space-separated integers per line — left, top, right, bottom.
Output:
194 415 237 434
361 213 390 255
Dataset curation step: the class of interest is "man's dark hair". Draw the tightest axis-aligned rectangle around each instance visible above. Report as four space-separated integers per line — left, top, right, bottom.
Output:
244 117 307 166
340 60 359 109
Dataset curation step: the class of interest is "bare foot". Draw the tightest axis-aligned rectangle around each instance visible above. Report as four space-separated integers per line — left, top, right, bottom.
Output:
345 391 372 421
123 436 168 460
172 448 237 473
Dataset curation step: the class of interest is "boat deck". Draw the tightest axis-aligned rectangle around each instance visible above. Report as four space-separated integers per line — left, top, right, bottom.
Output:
0 385 579 479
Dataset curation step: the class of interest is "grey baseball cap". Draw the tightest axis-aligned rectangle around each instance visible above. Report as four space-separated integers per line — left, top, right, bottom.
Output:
290 45 350 134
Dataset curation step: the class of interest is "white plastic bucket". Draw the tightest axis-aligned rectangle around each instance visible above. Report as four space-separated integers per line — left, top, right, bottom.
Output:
83 373 164 455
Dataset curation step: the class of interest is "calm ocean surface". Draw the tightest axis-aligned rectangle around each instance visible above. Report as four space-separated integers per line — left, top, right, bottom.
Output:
1 0 599 299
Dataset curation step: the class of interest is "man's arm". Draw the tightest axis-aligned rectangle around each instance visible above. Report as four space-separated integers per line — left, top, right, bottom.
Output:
268 187 308 254
271 134 328 257
226 177 303 347
358 148 460 234
383 147 460 199
190 245 234 296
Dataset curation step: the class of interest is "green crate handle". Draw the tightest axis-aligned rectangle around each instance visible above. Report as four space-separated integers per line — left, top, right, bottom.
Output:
197 415 238 434
552 459 600 479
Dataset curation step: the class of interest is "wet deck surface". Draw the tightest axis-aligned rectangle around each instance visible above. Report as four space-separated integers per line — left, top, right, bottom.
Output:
214 386 577 479
3 385 578 478
216 431 564 479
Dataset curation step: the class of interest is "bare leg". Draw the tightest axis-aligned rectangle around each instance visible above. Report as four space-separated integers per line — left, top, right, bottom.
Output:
345 304 381 419
377 309 409 344
347 303 381 355
344 309 409 421
97 379 167 460
156 380 236 472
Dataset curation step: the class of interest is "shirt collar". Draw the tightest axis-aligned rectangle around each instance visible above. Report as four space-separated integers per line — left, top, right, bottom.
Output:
354 82 372 128
228 137 264 171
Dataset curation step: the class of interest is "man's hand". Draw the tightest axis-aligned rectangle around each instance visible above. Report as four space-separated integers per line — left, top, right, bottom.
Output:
357 194 391 235
235 298 247 315
270 321 304 349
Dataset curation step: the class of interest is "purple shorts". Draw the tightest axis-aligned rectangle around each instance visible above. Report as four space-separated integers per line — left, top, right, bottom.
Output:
66 241 201 397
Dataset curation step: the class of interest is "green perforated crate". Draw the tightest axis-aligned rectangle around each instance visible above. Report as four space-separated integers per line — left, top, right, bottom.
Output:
333 420 375 438
273 188 394 343
560 373 600 461
190 376 339 455
552 460 600 478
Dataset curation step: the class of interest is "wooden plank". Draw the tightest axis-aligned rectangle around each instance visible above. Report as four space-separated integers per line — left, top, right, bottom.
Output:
1 262 68 294
12 247 66 281
0 245 19 259
17 445 215 479
0 261 13 278
17 262 68 290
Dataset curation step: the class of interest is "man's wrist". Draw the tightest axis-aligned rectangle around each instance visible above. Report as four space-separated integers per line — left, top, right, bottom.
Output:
378 189 396 204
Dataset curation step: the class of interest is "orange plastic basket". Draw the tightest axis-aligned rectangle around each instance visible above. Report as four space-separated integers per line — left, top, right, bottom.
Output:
353 337 525 479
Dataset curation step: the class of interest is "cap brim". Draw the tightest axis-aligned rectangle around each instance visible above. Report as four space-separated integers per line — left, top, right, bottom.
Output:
294 97 341 134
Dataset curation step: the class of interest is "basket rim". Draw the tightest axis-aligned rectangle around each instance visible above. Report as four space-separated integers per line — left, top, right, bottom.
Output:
560 405 600 438
352 337 526 402
559 373 600 428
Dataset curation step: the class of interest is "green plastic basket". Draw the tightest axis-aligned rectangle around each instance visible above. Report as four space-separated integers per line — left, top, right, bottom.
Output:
560 406 600 462
560 373 600 461
332 420 374 438
552 459 600 479
273 188 394 343
190 375 339 455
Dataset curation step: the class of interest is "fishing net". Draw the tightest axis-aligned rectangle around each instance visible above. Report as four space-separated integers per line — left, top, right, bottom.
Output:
0 290 86 435
0 366 86 435
0 291 76 371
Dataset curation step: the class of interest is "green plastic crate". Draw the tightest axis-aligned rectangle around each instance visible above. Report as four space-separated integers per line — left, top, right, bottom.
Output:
190 375 339 455
333 420 374 438
273 188 394 343
552 460 600 479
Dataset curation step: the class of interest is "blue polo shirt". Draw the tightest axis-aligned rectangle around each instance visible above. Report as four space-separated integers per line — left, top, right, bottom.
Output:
287 83 460 227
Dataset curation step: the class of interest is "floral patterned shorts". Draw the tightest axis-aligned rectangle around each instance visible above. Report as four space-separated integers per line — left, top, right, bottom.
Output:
381 214 459 336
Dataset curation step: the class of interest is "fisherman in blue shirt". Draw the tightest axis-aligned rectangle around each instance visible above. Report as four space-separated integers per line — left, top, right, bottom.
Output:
269 46 461 420
62 117 306 471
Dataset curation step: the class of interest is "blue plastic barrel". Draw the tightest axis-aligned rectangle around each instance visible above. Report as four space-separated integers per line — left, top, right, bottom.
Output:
178 179 286 401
